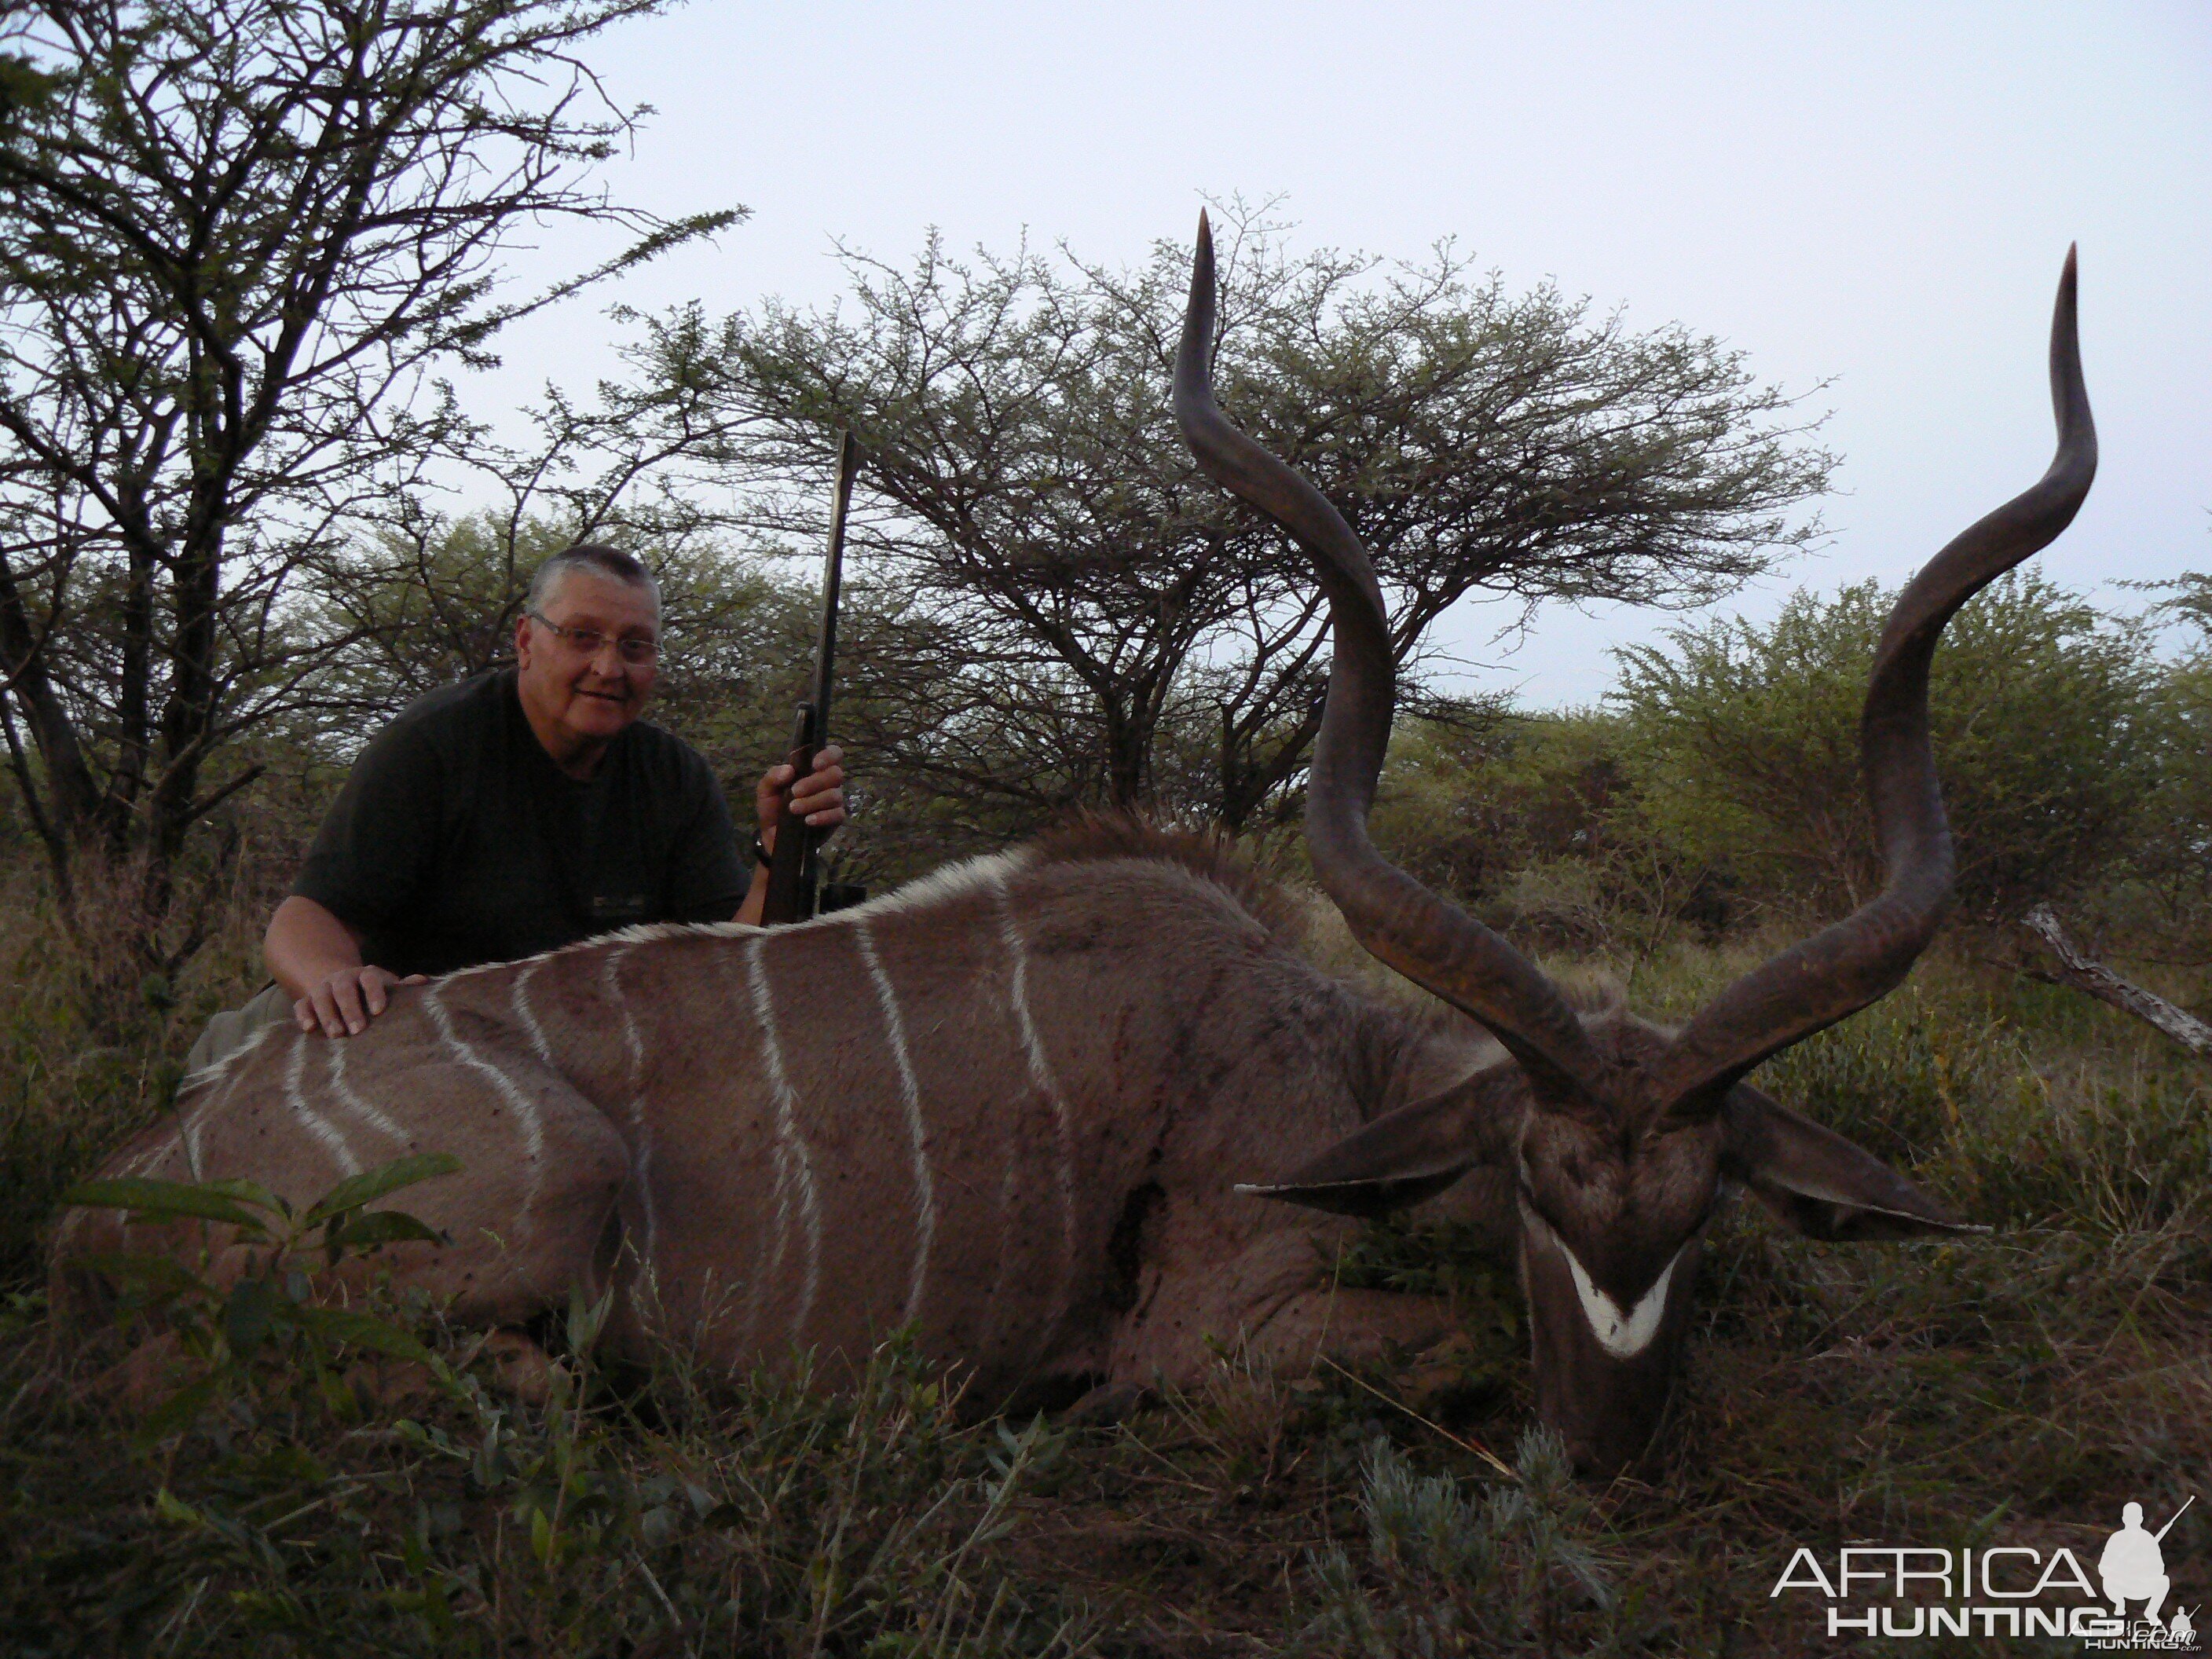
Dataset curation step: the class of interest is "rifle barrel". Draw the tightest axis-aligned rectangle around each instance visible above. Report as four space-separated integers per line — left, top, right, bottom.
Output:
760 430 859 927
813 430 858 737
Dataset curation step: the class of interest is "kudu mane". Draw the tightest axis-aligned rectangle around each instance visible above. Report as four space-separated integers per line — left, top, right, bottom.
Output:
1025 813 1298 939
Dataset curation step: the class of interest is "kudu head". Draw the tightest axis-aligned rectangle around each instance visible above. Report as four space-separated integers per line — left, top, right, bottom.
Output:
1173 214 2097 1476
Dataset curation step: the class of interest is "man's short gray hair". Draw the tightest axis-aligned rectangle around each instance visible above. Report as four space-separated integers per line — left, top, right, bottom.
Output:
526 544 661 615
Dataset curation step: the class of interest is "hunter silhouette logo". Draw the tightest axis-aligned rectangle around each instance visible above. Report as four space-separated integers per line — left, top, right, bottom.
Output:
1770 1491 2200 1646
2101 1499 2192 1631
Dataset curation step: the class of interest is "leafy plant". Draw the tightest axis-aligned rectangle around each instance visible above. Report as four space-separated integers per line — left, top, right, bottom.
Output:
22 1158 1097 1655
60 1152 462 1444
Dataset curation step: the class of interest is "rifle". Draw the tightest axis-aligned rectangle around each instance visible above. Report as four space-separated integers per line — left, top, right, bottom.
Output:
761 429 859 925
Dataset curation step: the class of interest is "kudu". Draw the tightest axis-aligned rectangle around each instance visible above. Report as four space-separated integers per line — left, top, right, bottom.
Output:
54 216 2095 1474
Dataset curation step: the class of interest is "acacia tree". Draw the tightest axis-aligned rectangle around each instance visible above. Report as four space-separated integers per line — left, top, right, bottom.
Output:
0 0 734 937
667 206 1835 833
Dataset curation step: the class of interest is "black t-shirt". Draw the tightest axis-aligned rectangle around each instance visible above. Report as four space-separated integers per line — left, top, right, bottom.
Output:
293 669 749 977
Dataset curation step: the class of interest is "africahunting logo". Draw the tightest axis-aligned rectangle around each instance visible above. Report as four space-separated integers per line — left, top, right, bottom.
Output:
1771 1496 2198 1648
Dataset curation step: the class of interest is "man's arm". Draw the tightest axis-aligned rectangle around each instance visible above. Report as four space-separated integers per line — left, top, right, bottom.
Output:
276 701 450 1035
736 745 848 925
266 895 427 1038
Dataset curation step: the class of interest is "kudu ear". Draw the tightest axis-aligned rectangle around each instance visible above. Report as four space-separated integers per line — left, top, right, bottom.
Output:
1721 1085 1987 1241
1236 1068 1522 1218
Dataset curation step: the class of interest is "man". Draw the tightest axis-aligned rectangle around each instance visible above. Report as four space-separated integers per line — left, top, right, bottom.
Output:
189 544 844 1068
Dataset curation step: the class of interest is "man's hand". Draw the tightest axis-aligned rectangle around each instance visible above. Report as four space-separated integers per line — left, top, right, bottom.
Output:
736 746 851 926
295 964 428 1039
754 743 848 853
266 894 427 1038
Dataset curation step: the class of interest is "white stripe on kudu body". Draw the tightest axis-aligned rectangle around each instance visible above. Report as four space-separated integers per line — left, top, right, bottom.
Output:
746 933 822 1346
423 985 546 1214
854 917 936 1326
511 958 558 1071
325 1039 410 1148
716 949 783 1345
981 1150 1020 1346
181 1100 208 1182
176 1017 287 1184
174 1015 283 1102
993 874 1077 1345
284 1030 362 1178
599 948 657 1264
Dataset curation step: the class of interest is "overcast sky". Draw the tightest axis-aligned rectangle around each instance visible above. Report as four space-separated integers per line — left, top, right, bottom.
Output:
467 1 2212 708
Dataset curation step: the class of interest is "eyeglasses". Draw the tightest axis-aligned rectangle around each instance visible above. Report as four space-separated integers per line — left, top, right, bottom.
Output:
529 612 659 667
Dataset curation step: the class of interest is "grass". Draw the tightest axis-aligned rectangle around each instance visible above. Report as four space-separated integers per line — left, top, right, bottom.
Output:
4 865 2209 1654
0 855 273 1285
2 1312 1099 1655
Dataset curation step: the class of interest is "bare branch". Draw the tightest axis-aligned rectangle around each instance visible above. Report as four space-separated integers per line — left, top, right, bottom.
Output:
2023 903 2212 1060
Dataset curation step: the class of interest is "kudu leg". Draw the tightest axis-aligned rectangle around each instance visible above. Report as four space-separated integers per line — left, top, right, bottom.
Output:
1102 1228 1456 1395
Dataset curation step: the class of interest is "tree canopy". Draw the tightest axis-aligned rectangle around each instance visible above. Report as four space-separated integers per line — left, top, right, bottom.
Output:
646 206 1837 836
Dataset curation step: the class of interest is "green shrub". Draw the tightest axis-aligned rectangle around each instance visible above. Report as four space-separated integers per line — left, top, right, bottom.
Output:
1371 709 1626 903
5 1242 1093 1657
1371 709 1730 961
1614 571 2162 921
1753 982 1979 1173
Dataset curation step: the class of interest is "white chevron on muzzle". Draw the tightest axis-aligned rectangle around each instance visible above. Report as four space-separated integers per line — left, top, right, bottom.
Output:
1522 1196 1682 1361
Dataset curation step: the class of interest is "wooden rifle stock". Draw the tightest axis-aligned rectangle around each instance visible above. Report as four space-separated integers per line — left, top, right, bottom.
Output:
760 430 859 925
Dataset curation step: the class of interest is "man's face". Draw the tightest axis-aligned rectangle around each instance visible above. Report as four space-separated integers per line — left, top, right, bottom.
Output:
514 569 660 753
